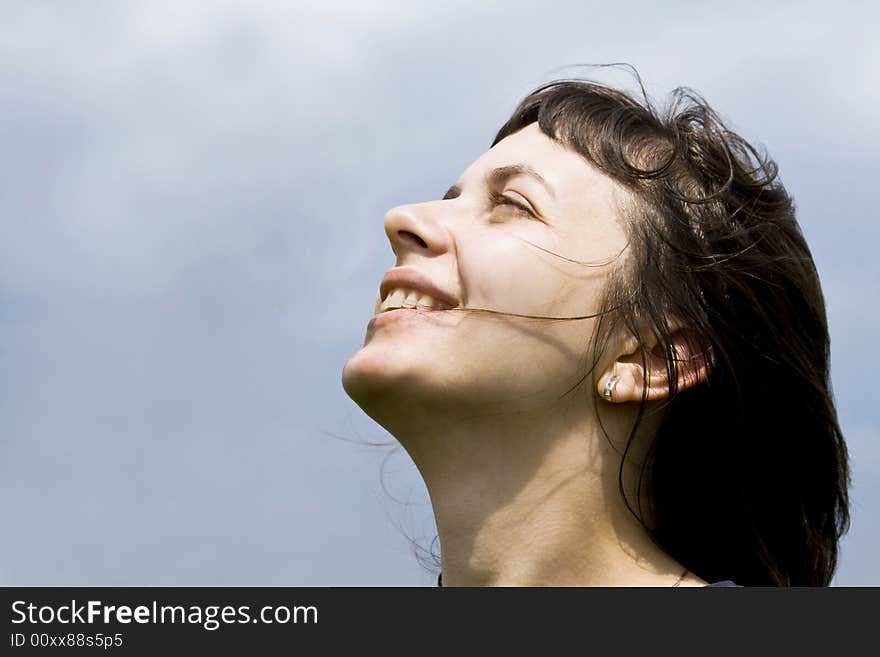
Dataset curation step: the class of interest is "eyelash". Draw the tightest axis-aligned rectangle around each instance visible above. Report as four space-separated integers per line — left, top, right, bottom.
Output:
489 191 536 218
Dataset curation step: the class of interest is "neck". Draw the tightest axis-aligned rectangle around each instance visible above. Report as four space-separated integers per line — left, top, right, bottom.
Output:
393 395 694 587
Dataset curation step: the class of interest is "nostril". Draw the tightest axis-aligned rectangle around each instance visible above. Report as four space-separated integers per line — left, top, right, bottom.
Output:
398 230 428 249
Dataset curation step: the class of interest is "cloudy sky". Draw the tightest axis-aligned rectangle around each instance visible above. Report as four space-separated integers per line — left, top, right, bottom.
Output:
1 0 877 585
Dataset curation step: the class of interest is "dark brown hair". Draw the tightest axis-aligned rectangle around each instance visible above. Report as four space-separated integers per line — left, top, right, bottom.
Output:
488 73 850 586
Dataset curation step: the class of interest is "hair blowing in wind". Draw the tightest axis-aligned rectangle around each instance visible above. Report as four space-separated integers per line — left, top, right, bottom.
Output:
481 73 850 586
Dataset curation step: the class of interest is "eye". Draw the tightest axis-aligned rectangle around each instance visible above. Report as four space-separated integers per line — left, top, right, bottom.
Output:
489 191 537 219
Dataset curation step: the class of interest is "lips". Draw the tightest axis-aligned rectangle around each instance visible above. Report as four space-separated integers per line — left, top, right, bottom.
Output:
379 267 459 310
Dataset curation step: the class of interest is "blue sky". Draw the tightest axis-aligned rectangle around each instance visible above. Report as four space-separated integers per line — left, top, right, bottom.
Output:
1 0 877 585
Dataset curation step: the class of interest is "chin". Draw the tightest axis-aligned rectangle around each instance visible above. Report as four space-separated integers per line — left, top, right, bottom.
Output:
341 358 427 442
342 343 428 409
346 342 487 429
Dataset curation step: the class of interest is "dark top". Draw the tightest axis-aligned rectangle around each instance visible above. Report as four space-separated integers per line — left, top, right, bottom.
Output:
703 580 740 587
437 573 740 587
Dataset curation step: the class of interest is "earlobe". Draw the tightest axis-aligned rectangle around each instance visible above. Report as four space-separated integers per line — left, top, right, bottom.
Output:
602 373 622 401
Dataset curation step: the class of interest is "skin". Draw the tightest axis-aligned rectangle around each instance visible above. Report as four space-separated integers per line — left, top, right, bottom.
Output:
342 122 711 586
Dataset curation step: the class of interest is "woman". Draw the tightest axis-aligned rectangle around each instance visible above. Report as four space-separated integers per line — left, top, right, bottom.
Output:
341 75 850 587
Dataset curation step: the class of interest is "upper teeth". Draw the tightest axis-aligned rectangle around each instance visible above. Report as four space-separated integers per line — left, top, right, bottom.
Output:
380 287 452 312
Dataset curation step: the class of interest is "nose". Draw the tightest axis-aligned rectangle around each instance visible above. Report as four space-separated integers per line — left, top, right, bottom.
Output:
383 201 452 258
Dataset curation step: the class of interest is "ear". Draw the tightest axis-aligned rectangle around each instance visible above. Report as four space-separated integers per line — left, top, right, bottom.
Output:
597 322 714 403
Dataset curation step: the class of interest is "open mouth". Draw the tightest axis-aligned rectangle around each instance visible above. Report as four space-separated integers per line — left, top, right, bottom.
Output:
379 287 456 313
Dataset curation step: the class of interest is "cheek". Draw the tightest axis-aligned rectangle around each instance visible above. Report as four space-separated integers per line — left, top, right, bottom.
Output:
459 234 605 320
453 243 606 395
460 236 554 314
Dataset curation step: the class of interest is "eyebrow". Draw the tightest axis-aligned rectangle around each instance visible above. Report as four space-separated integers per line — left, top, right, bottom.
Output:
443 164 555 201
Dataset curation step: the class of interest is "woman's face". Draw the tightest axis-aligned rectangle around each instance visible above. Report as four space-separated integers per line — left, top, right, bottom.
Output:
343 122 630 422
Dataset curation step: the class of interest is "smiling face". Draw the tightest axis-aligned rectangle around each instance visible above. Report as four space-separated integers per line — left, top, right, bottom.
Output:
342 122 631 429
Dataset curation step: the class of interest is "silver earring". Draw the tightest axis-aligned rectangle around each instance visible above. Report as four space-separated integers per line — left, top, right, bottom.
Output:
603 374 620 401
